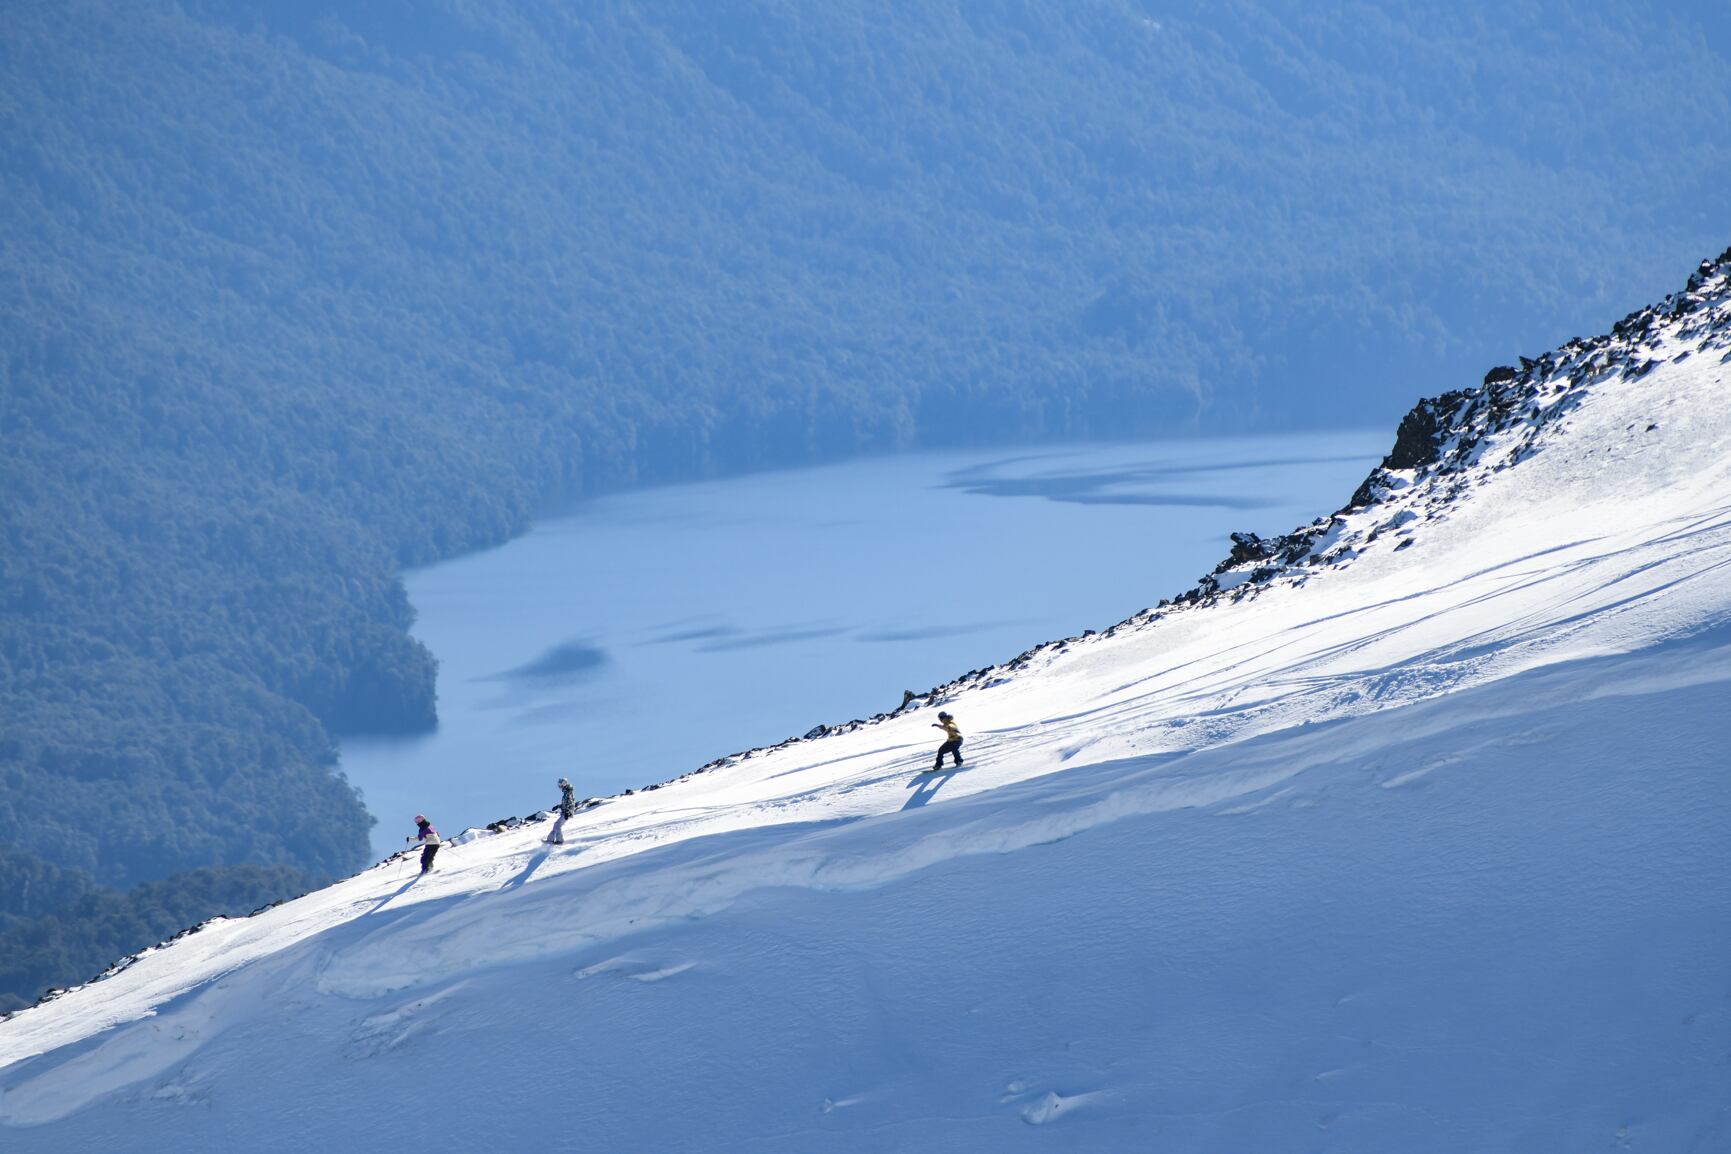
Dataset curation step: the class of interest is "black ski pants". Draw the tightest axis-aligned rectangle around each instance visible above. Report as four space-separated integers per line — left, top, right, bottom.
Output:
420 843 439 873
934 737 963 770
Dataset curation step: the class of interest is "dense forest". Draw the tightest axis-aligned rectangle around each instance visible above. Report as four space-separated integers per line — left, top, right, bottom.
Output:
2 0 1728 1010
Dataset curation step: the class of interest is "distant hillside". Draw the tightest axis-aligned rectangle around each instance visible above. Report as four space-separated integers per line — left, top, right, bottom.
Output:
3 235 1728 1152
1 0 1728 1009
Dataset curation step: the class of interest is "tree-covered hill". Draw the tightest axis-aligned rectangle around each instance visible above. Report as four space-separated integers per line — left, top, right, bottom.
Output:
1 0 1727 1009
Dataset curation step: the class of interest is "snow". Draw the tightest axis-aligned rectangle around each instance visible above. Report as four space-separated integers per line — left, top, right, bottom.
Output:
3 262 1730 1150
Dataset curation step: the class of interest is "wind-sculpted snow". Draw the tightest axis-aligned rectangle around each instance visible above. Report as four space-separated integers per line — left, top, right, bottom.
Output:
2 253 1730 1150
690 247 1731 761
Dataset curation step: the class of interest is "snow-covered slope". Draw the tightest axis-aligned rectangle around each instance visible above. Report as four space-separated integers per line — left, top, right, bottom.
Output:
4 252 1731 1152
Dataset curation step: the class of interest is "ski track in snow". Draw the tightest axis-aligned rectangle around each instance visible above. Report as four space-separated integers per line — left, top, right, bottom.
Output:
3 260 1731 1149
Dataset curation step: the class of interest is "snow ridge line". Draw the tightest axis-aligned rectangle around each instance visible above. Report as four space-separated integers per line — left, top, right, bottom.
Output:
675 246 1731 767
1202 245 1731 594
9 248 1727 1022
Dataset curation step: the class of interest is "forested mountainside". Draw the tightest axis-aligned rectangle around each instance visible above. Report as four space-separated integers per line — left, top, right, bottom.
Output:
2 0 1727 1010
3 246 1728 1152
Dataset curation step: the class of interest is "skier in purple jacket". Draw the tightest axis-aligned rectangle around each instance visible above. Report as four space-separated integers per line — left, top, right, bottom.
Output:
407 815 441 874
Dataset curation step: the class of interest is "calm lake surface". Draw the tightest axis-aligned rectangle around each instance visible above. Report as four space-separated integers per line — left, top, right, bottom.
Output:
342 433 1384 854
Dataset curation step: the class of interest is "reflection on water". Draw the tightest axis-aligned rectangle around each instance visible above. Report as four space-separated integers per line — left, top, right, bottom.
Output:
485 640 608 682
941 451 1379 506
691 624 850 653
856 621 1011 643
341 434 1385 855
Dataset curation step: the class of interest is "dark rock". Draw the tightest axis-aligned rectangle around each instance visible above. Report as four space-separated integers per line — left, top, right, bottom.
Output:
1382 393 1461 471
1225 531 1276 565
1348 469 1387 509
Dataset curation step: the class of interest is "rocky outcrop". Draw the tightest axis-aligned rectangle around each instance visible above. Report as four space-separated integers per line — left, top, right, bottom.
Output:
676 248 1731 778
133 249 1731 907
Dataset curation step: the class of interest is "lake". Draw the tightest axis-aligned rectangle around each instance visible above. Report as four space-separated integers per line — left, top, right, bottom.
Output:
341 433 1385 854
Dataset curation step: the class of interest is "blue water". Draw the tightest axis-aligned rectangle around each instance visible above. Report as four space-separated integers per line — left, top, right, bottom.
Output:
342 434 1384 854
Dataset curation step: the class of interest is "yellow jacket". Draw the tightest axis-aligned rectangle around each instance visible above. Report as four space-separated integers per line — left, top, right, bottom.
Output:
935 717 961 741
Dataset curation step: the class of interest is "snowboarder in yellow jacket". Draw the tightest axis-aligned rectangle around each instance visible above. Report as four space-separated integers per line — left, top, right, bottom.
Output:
930 711 964 771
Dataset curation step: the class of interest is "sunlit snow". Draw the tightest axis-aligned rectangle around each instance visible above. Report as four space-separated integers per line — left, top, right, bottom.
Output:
3 260 1729 1151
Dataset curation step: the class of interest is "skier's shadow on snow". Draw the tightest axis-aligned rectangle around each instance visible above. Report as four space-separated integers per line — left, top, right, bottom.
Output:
501 846 552 891
903 767 961 810
362 877 419 915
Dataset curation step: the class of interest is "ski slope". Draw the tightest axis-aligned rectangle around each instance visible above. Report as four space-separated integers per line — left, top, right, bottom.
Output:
3 254 1730 1151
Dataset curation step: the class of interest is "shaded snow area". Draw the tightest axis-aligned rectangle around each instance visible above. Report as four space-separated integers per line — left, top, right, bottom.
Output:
4 254 1731 1151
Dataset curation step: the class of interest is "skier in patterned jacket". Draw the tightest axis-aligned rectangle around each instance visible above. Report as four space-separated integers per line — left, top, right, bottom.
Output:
547 778 577 845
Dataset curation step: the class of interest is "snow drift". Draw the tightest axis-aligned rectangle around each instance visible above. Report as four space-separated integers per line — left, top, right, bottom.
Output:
3 251 1730 1152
